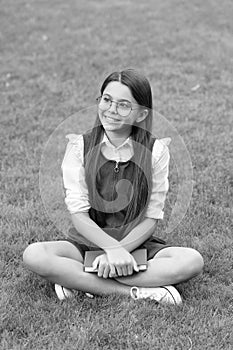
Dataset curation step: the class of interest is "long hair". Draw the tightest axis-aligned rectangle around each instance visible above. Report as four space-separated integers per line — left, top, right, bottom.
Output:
84 69 154 235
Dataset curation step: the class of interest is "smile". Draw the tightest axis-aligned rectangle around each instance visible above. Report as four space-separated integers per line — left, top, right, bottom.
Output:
104 115 121 123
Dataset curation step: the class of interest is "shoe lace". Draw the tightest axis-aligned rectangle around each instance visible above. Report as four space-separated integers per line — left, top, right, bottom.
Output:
140 288 169 302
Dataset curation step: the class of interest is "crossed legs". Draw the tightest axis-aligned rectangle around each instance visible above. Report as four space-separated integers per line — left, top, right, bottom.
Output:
23 241 204 296
23 241 131 296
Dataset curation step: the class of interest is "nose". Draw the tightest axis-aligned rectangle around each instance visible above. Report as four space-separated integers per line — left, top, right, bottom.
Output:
108 101 118 114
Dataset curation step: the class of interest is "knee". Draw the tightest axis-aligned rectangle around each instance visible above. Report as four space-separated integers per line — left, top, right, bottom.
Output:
182 248 204 280
23 242 50 277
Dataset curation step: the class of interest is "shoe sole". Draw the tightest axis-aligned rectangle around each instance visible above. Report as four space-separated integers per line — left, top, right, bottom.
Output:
55 284 73 300
162 286 182 305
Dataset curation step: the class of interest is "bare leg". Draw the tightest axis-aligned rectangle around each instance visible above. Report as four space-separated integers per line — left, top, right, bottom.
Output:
23 243 203 295
115 247 204 287
23 241 131 296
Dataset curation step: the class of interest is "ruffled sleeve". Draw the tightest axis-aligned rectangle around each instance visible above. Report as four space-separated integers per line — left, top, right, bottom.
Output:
61 134 91 214
145 138 171 220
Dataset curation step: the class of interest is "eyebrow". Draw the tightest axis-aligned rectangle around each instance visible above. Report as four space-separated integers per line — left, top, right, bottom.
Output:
102 93 132 103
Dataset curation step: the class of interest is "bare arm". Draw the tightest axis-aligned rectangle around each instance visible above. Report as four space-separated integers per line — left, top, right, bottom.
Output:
71 213 156 252
71 212 121 250
119 218 157 252
71 212 139 276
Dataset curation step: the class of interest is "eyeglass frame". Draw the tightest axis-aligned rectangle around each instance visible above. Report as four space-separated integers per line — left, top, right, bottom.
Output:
96 95 139 117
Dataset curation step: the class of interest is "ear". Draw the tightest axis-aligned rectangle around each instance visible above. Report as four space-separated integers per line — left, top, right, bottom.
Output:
135 109 149 123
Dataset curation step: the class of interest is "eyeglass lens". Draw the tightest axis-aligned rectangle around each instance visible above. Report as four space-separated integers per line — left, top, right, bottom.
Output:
98 96 132 117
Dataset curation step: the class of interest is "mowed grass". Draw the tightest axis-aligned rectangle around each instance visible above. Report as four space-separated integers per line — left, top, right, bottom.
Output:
1 0 233 349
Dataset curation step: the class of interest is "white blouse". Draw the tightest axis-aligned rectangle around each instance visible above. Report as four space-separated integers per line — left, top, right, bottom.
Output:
62 134 171 220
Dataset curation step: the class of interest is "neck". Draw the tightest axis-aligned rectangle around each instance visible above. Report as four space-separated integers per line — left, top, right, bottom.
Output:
105 129 132 147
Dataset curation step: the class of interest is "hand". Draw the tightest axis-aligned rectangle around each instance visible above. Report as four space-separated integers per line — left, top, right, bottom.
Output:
105 247 139 277
92 254 116 279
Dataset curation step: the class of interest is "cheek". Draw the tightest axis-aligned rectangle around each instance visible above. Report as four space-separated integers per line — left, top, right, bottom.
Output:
124 114 138 125
98 109 104 119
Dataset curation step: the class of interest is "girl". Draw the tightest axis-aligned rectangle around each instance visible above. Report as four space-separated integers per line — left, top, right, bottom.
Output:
23 69 204 305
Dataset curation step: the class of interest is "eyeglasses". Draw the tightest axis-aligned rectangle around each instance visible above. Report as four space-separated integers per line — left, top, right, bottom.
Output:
96 95 138 117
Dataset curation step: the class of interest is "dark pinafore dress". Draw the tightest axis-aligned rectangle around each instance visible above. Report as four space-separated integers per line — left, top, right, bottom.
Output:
67 133 168 260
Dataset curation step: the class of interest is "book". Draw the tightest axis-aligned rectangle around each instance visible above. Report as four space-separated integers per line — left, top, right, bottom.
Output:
84 248 147 272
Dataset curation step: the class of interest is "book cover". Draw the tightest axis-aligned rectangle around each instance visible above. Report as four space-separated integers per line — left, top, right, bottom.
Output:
84 248 147 272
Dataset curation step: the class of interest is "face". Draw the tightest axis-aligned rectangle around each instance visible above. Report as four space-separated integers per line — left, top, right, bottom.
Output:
98 81 147 135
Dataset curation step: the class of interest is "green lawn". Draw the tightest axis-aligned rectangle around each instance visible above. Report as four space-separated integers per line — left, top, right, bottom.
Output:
1 0 233 349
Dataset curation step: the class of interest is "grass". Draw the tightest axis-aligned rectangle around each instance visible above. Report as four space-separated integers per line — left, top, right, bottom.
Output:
1 0 233 349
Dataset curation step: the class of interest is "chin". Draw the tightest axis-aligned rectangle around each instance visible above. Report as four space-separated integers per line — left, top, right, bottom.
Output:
101 119 121 129
102 124 122 132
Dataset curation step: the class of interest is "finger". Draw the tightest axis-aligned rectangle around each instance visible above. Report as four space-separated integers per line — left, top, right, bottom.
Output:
97 263 105 277
92 256 100 271
116 266 123 277
102 265 110 279
109 264 116 278
127 264 133 275
132 257 139 272
122 266 128 276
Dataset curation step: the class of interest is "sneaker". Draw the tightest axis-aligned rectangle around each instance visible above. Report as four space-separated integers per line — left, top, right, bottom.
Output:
54 284 74 300
130 285 182 305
